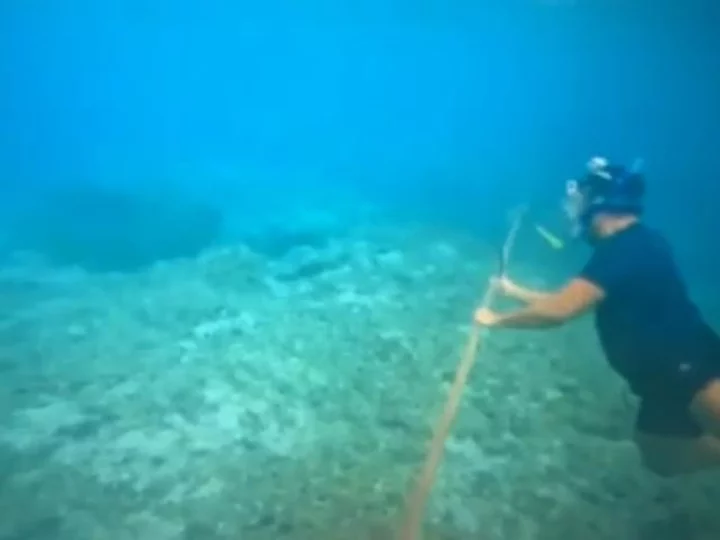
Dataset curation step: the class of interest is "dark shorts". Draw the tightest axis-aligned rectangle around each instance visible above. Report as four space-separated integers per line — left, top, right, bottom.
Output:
636 395 705 438
633 350 720 438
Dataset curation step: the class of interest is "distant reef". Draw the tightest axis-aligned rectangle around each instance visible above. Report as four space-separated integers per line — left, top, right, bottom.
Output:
5 181 224 273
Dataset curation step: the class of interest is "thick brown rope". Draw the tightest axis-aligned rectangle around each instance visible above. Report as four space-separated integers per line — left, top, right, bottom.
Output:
397 211 525 540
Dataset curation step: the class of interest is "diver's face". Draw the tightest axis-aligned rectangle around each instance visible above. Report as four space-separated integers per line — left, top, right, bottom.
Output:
563 181 604 244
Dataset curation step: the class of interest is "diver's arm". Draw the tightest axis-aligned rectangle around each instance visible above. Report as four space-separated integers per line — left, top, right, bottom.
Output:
503 280 553 304
481 278 605 329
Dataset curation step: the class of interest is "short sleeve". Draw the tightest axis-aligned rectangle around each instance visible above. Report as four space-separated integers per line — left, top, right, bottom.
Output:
578 245 625 294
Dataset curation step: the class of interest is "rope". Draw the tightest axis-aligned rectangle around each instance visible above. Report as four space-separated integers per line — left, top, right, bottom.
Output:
397 209 525 540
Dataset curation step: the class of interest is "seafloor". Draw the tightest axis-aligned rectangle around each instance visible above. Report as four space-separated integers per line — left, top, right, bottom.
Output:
1 219 718 540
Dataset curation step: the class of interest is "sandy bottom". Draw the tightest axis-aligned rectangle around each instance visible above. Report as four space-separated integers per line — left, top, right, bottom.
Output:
1 222 718 540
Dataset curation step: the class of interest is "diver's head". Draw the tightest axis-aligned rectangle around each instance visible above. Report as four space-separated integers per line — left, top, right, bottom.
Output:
564 156 645 243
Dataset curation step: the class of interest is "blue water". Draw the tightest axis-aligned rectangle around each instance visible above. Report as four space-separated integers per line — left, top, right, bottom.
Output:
1 2 719 539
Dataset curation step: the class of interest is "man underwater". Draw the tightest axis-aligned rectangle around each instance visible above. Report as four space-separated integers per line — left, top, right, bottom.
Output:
475 157 720 477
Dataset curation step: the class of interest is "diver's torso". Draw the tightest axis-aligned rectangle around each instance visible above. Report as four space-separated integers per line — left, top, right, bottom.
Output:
592 224 713 391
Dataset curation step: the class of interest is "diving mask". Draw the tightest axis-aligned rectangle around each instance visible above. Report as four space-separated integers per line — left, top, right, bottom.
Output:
562 156 645 239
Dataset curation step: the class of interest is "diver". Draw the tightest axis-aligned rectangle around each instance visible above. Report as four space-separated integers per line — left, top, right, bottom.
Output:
474 156 720 477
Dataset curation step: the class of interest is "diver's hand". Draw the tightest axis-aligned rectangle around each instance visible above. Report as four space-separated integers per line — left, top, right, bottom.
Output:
474 307 501 327
489 275 519 298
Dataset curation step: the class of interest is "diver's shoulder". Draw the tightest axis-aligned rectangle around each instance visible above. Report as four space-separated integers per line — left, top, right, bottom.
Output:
642 223 674 246
632 223 682 269
609 222 675 263
628 222 669 245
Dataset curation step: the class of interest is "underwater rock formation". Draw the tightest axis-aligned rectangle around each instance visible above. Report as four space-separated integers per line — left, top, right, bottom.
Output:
6 182 223 272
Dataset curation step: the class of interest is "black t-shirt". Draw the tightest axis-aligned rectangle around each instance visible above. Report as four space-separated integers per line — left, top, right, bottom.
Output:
579 222 715 394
